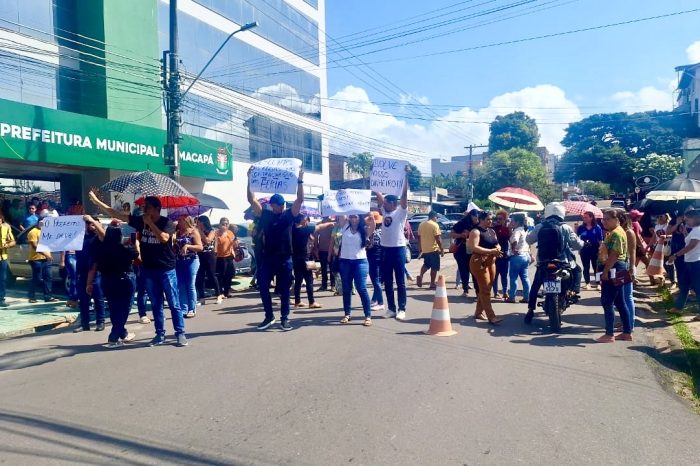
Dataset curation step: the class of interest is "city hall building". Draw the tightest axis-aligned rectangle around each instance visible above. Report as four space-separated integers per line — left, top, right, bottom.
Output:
0 0 328 218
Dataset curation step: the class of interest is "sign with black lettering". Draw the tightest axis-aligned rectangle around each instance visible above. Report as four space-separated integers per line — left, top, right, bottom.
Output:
36 216 85 252
249 158 302 194
370 157 407 196
321 189 371 216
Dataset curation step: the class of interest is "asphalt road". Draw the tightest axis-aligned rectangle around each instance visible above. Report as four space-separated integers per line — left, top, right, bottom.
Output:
0 256 699 465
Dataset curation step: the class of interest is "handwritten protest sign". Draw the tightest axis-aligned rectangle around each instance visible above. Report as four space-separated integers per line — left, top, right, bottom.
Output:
36 216 85 253
370 157 407 197
321 189 371 216
249 158 302 194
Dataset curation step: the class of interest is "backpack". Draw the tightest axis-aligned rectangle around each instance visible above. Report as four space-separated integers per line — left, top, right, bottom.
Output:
537 219 567 263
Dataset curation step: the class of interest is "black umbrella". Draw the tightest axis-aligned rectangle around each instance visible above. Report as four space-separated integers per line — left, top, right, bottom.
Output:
637 198 700 216
191 192 229 210
646 175 700 201
100 170 196 208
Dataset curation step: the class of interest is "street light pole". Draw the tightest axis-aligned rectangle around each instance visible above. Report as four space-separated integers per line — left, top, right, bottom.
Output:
465 144 488 204
163 1 257 180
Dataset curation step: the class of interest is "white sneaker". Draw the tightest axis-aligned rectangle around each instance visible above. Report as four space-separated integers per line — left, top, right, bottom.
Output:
371 303 384 312
384 309 397 319
122 332 136 343
139 316 151 324
216 295 223 305
396 310 406 321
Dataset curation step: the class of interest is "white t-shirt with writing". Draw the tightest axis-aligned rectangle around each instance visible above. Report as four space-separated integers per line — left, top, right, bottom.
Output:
340 227 367 260
510 226 529 256
684 228 700 263
380 206 408 247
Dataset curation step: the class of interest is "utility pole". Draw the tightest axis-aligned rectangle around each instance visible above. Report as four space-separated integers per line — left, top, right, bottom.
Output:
164 0 181 180
163 0 257 180
465 144 488 204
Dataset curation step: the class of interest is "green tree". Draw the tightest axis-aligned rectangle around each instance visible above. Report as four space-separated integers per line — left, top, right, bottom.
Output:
474 148 555 204
407 162 423 190
346 152 374 186
488 111 540 153
579 181 612 199
555 145 632 191
631 153 682 183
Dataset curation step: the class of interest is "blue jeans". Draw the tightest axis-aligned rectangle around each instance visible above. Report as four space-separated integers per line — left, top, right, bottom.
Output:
600 261 630 335
339 258 372 317
258 256 292 321
143 268 184 337
28 260 52 300
508 254 531 299
382 246 407 312
64 254 78 301
623 281 635 330
176 256 199 313
675 260 700 312
0 259 7 302
102 273 136 342
78 271 105 328
493 256 509 295
367 251 383 305
134 265 148 317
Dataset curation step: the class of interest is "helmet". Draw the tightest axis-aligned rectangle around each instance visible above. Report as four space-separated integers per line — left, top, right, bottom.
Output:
544 202 566 221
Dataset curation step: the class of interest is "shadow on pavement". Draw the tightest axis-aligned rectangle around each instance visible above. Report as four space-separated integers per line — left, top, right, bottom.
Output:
0 409 247 465
0 343 145 372
628 345 700 399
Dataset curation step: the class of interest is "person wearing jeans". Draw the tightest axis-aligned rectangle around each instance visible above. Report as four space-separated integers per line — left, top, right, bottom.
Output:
75 218 105 332
175 216 203 318
597 210 631 343
668 209 700 319
61 251 78 307
375 165 410 321
26 217 56 303
366 212 383 311
292 216 332 309
89 192 187 347
315 222 335 291
619 212 637 330
246 165 304 331
338 214 375 326
507 214 530 303
577 211 603 289
134 263 150 323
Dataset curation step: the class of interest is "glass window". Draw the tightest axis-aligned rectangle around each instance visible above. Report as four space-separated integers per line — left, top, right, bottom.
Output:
182 94 323 173
0 54 57 109
0 0 55 43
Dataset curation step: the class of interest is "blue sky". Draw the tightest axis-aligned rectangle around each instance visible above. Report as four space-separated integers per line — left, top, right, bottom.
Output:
322 0 700 170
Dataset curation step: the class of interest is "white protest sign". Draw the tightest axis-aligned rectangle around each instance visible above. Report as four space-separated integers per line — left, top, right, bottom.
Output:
321 189 371 216
249 158 302 195
370 157 407 197
36 216 85 253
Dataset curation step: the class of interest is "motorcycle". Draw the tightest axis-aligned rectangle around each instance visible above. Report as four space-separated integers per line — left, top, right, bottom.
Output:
537 261 579 333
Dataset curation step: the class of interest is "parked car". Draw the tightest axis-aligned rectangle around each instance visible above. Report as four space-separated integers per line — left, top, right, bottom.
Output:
445 213 466 222
232 223 254 275
610 199 627 209
407 219 452 258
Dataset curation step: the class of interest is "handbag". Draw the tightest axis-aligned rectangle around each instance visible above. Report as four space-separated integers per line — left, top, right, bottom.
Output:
611 269 633 287
305 261 321 271
449 239 463 254
662 243 671 257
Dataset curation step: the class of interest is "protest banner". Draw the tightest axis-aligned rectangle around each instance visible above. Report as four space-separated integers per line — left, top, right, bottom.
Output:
370 157 407 197
321 189 371 216
249 158 302 194
36 215 85 252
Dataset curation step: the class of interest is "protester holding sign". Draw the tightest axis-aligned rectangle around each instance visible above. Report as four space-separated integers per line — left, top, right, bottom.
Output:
247 165 304 331
249 158 302 195
27 211 58 304
338 214 376 326
74 216 106 332
375 164 410 321
370 157 408 197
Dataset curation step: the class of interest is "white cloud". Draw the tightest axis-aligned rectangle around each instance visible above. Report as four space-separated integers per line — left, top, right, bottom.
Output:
252 83 320 115
324 84 582 174
399 93 430 105
687 41 700 63
610 85 673 112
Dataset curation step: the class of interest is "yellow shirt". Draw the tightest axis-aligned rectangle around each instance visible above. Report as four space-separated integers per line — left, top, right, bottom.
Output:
418 220 441 253
27 227 46 261
0 224 14 260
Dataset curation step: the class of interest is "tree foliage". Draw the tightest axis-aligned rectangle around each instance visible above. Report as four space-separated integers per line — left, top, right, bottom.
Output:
579 181 612 199
488 111 540 153
631 153 682 183
474 148 555 204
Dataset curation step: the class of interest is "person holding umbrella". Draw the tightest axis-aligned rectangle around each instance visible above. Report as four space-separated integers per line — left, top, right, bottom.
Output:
246 167 304 331
88 191 187 347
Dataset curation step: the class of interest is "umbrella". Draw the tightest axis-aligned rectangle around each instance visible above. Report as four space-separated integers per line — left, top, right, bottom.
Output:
488 187 544 211
243 197 270 220
562 200 603 218
167 205 214 220
637 198 700 216
191 192 229 210
100 170 197 208
645 176 700 201
300 205 321 218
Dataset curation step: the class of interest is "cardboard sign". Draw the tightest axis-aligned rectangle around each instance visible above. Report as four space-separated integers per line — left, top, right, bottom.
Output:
321 189 371 216
36 215 85 252
370 157 407 196
249 158 302 194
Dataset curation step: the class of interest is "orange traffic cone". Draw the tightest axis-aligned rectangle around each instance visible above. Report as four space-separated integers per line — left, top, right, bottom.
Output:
426 274 457 337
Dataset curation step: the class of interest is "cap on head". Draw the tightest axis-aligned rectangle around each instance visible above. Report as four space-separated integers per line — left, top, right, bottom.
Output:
269 194 285 206
544 202 566 220
629 209 644 220
384 195 399 203
428 211 438 219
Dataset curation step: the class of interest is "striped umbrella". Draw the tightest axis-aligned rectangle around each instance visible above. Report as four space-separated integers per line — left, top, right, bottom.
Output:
562 200 603 218
488 187 544 211
101 170 197 208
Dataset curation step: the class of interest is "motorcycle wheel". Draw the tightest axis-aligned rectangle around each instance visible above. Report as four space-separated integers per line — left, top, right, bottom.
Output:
545 293 561 333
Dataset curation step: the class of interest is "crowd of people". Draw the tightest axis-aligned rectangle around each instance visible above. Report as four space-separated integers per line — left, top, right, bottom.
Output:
2 173 699 348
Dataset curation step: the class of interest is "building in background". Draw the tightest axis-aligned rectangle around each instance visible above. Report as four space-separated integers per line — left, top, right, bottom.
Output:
675 62 700 177
430 153 488 177
0 0 328 220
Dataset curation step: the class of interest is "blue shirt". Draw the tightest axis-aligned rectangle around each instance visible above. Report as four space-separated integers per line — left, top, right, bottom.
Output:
22 214 38 229
577 224 603 249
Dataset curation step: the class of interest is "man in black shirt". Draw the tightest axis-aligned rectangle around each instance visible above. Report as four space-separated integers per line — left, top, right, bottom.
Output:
247 166 304 331
74 217 106 332
451 209 480 297
292 215 334 309
88 192 186 347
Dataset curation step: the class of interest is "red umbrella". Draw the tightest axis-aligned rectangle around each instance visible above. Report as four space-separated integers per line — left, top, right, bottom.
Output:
488 187 544 211
135 195 199 209
562 200 603 219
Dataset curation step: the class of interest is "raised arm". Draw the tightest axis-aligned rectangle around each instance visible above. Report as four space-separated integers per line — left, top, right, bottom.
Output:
400 165 409 209
375 192 385 210
83 215 106 241
291 168 305 217
365 213 376 238
247 166 262 217
87 190 128 222
314 220 335 233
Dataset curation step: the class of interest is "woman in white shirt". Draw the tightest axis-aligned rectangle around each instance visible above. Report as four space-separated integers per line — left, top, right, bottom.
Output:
338 214 376 326
668 209 700 320
507 213 531 303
